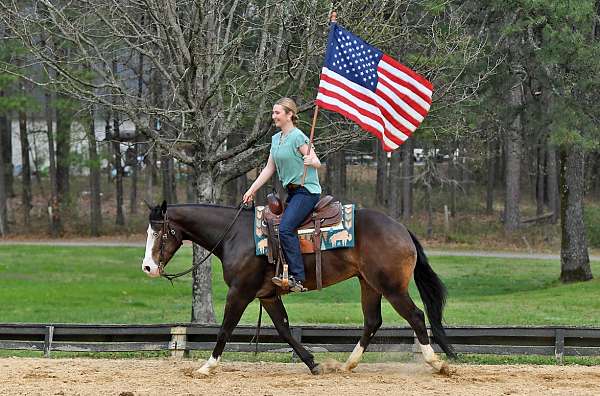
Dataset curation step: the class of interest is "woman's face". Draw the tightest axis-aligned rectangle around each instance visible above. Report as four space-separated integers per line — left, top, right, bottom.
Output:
272 104 292 128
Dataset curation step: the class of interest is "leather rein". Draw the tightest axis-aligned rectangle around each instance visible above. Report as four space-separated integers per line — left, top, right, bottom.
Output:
151 203 246 282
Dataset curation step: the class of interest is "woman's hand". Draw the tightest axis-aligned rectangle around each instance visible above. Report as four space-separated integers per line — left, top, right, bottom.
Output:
303 155 314 166
242 189 255 204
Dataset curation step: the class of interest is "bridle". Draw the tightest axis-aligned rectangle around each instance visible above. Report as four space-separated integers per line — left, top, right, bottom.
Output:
150 203 247 282
150 209 183 275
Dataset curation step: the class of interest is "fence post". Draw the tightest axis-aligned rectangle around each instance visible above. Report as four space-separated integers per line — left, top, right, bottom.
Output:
170 326 187 358
554 328 565 365
43 326 54 358
291 327 303 362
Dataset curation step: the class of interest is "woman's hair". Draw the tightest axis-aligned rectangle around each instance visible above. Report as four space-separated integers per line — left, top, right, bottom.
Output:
275 97 299 125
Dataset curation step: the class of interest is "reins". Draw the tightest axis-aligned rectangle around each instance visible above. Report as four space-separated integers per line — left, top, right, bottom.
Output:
158 202 247 283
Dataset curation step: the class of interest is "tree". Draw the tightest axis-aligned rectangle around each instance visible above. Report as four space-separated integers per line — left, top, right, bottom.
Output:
0 0 496 318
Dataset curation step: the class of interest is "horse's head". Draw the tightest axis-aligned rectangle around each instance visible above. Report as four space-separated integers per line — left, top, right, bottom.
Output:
141 200 184 277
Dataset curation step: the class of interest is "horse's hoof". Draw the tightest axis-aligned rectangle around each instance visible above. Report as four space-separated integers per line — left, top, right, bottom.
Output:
310 364 323 375
436 361 450 377
195 367 213 377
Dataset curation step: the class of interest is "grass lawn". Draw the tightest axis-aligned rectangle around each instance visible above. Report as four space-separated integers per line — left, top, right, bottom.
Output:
1 245 599 327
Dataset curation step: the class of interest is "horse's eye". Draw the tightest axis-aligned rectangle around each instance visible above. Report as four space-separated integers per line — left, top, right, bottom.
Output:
153 232 158 238
170 229 176 235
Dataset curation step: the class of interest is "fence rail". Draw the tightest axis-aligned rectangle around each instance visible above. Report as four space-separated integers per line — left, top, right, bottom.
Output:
1 324 599 362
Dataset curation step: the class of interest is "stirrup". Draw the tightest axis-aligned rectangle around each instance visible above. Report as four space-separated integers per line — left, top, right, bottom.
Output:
288 277 308 293
272 276 289 290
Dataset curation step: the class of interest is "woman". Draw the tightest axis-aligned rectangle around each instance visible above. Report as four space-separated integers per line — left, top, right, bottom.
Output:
243 97 321 292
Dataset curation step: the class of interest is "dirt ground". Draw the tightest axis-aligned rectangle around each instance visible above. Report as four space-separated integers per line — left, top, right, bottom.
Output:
1 358 600 396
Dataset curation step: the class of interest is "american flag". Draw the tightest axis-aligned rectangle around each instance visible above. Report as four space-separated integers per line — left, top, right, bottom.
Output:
315 23 433 151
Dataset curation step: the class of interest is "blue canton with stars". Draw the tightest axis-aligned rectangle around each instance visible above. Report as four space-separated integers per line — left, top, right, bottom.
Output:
324 24 383 93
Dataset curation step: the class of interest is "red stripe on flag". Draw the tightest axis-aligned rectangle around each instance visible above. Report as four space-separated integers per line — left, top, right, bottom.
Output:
315 98 389 147
381 54 433 91
375 81 422 129
378 66 432 108
377 73 429 119
320 73 379 109
317 85 383 126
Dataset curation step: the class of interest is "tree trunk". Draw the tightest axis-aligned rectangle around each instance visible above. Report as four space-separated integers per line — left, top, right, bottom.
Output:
426 183 433 237
375 141 387 208
326 150 345 199
87 112 102 236
536 143 546 216
45 90 60 236
547 145 559 224
190 164 217 323
0 107 14 198
401 138 414 220
161 155 177 204
112 125 125 226
449 148 457 218
18 110 32 228
129 143 139 214
55 99 72 209
388 150 401 219
486 139 496 214
504 75 524 232
559 146 593 283
0 118 7 235
144 145 156 204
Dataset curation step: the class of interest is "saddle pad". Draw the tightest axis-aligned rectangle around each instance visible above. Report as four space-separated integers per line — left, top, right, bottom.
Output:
254 204 355 256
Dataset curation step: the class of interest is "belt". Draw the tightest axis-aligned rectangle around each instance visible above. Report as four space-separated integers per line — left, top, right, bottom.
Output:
286 183 302 191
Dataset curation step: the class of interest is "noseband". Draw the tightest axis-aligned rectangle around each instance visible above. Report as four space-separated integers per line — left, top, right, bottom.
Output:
150 210 183 274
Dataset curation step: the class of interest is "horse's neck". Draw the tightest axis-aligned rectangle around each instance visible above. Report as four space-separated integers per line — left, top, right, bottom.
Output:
169 204 240 249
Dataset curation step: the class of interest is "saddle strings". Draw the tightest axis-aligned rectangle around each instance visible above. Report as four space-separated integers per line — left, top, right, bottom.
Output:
160 202 247 283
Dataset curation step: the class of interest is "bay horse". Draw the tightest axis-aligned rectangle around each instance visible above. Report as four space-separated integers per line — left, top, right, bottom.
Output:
142 201 456 376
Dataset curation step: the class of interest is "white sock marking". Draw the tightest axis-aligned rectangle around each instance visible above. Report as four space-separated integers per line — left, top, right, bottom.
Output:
343 342 364 371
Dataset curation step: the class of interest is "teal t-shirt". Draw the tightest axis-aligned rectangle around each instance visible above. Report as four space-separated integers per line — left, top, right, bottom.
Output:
271 128 321 194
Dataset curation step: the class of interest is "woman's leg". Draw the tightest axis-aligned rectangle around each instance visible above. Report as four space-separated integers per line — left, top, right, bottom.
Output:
278 189 319 282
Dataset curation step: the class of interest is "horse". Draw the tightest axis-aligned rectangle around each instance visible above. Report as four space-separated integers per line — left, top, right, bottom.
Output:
141 200 456 376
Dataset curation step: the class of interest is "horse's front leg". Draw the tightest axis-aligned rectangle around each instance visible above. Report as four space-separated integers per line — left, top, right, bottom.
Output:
260 296 321 375
197 287 253 376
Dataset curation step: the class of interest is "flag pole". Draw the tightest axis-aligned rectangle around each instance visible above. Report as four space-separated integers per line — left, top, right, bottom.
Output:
302 11 336 185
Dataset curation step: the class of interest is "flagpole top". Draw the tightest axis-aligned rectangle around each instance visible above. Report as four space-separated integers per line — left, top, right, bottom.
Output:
330 11 337 23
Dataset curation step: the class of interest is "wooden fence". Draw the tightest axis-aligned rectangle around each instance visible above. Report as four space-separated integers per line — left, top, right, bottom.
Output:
1 324 599 362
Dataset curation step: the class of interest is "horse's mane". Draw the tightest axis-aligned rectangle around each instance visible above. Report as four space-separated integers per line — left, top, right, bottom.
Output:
149 203 246 222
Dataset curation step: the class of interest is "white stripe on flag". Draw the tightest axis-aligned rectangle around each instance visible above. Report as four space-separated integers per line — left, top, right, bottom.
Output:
378 72 431 114
379 59 433 99
378 75 426 122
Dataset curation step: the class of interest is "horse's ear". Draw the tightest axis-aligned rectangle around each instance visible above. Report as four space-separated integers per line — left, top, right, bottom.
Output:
143 199 152 210
161 200 168 214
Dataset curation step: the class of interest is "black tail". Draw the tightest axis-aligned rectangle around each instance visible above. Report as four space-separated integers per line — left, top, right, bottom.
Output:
408 229 457 359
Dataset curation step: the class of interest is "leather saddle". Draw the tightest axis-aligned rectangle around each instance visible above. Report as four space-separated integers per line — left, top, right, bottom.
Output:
262 192 342 290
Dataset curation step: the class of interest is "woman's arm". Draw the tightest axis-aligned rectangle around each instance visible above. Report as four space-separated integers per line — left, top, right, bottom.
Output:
299 144 321 168
243 154 276 203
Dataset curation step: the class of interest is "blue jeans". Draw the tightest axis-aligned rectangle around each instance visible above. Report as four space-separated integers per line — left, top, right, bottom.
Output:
279 186 320 282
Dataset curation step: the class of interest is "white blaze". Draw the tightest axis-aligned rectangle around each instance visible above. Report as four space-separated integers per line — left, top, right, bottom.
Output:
142 225 160 277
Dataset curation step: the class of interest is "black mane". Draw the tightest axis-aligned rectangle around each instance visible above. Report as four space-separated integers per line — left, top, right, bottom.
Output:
148 202 243 223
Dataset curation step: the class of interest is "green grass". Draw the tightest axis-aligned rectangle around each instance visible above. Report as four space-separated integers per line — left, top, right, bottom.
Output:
0 245 599 327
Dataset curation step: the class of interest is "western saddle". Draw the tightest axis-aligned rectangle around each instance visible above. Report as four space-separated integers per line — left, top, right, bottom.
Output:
262 192 342 290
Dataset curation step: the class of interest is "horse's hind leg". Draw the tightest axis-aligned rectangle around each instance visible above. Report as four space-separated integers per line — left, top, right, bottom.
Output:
385 292 448 374
342 278 382 372
260 296 321 375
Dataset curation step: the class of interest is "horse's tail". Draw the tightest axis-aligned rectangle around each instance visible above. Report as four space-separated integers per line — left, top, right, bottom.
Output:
408 229 457 359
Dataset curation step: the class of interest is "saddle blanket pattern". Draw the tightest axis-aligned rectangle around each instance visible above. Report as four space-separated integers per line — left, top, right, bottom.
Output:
254 204 356 256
